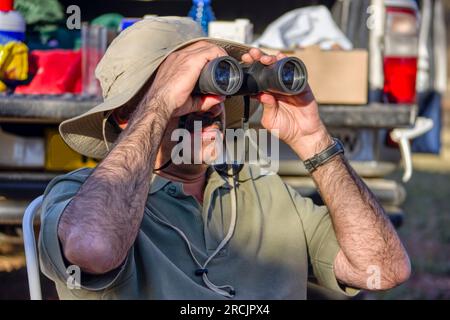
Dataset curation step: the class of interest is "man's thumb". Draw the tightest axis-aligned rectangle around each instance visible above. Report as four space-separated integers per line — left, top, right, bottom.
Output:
257 93 277 109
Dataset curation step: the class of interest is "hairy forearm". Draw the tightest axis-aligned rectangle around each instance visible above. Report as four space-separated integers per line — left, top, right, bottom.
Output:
58 94 170 274
293 130 410 289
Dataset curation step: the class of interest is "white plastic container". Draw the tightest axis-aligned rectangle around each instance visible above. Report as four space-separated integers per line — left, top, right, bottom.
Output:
0 128 45 169
0 0 26 44
208 19 253 44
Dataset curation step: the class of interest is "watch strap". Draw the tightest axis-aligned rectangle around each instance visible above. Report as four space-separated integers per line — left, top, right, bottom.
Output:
303 138 344 173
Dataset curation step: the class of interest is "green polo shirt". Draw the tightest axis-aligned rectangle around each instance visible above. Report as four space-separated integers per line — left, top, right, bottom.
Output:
38 165 359 299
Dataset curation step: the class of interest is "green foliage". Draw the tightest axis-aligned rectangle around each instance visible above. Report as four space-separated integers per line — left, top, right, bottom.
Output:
14 0 64 25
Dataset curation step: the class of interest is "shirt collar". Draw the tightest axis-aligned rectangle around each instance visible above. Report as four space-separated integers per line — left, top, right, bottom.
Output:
208 164 261 182
149 174 172 195
149 164 263 196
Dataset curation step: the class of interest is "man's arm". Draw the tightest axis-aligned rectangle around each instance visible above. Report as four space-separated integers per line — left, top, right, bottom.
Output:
58 95 170 274
57 41 227 275
244 48 411 291
291 131 411 291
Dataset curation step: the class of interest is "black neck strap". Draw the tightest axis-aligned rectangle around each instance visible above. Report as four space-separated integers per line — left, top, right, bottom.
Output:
217 96 250 177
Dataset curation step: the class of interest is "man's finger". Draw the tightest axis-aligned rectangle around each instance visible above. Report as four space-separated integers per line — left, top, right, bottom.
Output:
272 84 316 106
174 95 225 117
184 40 226 54
201 103 224 118
241 53 254 64
191 46 228 60
249 48 263 61
179 46 228 80
260 55 277 65
254 93 277 108
276 52 287 60
197 95 226 112
181 42 228 62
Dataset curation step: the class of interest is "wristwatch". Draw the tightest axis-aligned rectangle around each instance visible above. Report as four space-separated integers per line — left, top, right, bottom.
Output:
303 138 345 173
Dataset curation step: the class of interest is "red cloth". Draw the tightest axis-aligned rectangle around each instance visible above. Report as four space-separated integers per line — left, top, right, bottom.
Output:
15 50 82 94
0 0 14 11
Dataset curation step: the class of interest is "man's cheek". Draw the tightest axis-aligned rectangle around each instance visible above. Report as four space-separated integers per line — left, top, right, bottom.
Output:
202 142 218 164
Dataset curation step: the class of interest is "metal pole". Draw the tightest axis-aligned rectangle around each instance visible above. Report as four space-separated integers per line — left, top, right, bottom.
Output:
23 195 44 300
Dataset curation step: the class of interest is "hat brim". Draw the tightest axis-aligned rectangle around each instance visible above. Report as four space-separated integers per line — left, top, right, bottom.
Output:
60 37 263 159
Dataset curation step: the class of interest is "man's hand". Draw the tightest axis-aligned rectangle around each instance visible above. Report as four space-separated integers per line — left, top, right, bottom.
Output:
241 48 332 160
243 47 410 291
149 41 228 118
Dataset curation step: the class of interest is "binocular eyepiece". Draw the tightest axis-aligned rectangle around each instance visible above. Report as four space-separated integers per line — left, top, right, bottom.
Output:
194 56 308 96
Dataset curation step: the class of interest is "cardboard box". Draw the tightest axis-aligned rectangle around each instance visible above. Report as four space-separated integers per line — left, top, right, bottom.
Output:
263 46 369 105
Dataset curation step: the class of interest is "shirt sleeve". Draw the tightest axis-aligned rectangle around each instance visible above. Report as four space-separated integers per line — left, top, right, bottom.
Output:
38 168 134 297
285 183 360 297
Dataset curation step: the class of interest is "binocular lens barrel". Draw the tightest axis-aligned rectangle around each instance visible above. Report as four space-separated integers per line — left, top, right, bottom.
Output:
194 56 243 96
193 56 307 96
239 57 308 96
276 58 308 95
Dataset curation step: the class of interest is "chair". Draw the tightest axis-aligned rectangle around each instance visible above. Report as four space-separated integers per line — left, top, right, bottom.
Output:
22 195 44 300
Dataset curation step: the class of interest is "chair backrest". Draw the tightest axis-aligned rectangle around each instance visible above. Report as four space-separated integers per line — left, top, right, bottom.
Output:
22 195 44 300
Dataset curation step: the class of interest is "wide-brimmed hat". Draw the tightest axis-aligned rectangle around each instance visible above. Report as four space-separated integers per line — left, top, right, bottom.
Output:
59 16 261 159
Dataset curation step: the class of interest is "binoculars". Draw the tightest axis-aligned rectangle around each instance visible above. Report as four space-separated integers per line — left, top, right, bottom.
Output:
194 56 308 96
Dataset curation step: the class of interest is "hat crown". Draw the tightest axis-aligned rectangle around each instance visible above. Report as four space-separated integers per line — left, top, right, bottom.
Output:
95 17 204 99
59 17 259 159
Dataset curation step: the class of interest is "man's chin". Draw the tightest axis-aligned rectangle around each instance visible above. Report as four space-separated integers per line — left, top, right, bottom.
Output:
185 148 220 166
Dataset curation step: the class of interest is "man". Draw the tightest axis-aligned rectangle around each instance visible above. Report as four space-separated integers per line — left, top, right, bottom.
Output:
39 17 410 299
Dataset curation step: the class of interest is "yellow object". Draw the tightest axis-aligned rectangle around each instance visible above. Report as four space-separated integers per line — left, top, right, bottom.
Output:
0 80 6 92
45 129 97 171
0 41 29 83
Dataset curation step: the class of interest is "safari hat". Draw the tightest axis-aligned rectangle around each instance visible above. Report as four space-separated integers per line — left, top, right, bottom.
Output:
59 16 261 159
